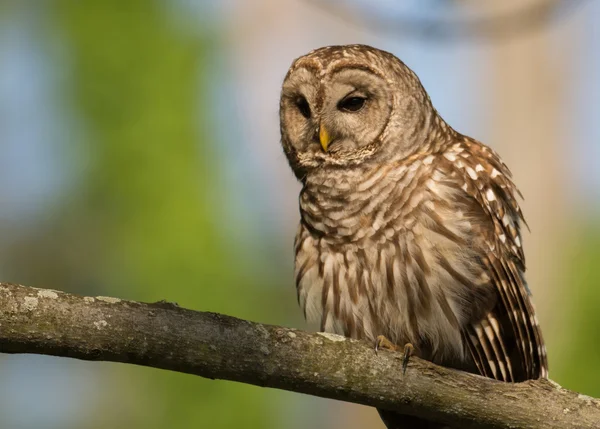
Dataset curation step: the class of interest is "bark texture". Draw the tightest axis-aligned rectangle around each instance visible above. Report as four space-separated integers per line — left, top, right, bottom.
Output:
0 282 597 428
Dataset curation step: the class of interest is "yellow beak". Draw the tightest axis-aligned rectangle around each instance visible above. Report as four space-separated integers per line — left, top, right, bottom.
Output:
319 125 330 152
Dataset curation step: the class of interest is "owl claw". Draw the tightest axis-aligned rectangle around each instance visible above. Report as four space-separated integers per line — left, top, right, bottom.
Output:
402 343 414 375
375 337 413 375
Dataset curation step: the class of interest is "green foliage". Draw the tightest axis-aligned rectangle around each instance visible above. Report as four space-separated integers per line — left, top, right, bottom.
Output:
48 1 287 427
552 226 600 397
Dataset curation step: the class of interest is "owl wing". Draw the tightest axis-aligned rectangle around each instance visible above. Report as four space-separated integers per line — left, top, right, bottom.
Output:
440 140 548 382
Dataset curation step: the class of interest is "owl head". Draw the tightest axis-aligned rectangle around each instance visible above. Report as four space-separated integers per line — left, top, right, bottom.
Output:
279 45 438 180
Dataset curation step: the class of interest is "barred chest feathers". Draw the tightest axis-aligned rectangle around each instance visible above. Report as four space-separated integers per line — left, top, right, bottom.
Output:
294 145 499 364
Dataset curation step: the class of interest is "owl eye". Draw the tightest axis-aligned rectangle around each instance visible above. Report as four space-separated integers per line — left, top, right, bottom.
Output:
295 96 311 119
338 96 366 112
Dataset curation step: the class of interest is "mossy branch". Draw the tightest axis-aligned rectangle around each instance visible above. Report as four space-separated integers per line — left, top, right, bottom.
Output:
0 282 597 428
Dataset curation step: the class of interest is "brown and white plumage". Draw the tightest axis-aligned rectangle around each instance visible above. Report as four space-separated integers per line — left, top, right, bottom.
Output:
280 45 547 428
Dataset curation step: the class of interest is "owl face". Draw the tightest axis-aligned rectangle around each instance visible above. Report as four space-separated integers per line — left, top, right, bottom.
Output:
280 45 433 179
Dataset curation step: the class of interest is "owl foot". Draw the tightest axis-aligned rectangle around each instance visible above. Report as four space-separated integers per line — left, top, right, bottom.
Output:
402 343 414 375
374 335 399 353
375 336 414 375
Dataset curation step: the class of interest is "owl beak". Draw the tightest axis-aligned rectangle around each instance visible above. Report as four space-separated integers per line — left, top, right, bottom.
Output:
319 125 330 152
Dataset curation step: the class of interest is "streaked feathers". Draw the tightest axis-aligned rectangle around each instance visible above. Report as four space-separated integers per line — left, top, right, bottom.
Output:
295 138 548 381
281 45 547 429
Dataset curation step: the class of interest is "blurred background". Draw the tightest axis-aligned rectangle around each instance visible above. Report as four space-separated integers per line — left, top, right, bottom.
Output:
0 0 597 428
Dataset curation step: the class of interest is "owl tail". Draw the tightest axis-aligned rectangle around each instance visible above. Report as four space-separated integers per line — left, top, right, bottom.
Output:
378 409 452 429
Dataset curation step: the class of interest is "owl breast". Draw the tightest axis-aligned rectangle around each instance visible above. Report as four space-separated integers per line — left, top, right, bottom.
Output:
295 153 495 363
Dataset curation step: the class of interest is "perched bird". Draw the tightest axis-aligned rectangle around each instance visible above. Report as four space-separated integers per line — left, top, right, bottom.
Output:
279 45 548 429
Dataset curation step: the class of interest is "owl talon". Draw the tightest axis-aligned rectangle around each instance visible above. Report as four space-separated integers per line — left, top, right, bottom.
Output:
402 343 414 375
375 335 399 354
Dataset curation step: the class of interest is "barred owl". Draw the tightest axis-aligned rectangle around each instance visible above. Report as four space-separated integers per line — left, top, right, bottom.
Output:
279 45 547 429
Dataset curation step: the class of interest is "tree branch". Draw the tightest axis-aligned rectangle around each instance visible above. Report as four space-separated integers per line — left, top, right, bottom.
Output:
306 0 588 43
0 282 598 428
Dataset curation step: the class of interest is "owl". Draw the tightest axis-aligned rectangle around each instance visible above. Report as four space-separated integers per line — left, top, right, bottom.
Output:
278 45 548 429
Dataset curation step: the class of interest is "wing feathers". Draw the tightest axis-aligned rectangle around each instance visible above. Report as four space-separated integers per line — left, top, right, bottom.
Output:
444 139 548 381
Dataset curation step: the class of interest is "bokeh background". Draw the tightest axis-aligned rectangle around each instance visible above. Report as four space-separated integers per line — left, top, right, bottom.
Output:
0 0 598 428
